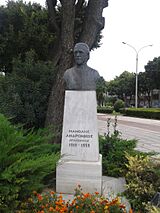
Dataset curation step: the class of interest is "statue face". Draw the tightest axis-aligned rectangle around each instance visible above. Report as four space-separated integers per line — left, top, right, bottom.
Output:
74 47 89 65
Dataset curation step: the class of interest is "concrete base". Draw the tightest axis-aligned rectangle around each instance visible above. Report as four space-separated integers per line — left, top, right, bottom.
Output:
56 154 102 194
102 176 126 196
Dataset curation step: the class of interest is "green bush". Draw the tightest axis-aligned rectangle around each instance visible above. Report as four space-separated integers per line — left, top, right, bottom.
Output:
105 96 117 107
145 205 160 213
124 153 160 212
0 114 60 212
122 108 160 119
0 50 55 129
97 106 113 114
114 99 125 112
99 134 137 177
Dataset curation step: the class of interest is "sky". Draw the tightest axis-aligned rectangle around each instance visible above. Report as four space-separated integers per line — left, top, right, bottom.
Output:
1 0 160 81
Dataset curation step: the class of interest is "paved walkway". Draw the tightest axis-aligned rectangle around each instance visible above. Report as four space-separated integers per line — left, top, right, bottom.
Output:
98 114 160 153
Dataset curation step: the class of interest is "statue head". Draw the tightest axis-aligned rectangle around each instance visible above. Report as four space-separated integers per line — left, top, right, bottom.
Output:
74 42 90 65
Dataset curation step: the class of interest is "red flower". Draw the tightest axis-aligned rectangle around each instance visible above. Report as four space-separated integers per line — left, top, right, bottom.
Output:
49 207 54 212
119 204 126 209
37 194 43 201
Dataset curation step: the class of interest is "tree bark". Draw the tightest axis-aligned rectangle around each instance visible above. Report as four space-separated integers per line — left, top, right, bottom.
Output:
45 0 108 142
45 0 75 127
79 0 107 49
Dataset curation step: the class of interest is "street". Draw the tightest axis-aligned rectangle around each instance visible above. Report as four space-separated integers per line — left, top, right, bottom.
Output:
98 114 160 153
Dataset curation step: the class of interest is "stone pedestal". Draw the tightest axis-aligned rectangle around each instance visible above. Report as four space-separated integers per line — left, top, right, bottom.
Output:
56 154 102 194
56 91 102 194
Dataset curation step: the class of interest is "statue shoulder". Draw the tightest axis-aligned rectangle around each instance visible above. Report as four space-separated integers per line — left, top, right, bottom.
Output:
88 66 100 78
64 67 74 80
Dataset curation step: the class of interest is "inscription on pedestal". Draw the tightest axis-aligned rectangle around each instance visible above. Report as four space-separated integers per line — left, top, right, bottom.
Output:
66 129 92 148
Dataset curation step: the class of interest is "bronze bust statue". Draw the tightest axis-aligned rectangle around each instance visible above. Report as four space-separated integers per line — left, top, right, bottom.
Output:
64 42 100 90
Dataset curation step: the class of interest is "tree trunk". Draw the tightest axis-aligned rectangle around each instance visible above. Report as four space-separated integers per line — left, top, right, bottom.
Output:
45 0 75 138
45 0 108 143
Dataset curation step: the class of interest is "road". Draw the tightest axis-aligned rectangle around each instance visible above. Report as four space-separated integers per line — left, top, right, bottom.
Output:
98 114 160 153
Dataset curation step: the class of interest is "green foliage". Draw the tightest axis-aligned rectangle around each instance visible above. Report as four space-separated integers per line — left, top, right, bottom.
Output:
114 99 125 112
124 153 160 213
0 50 55 128
145 205 160 213
96 77 107 106
0 114 60 212
0 0 56 73
138 71 154 107
145 56 160 90
99 133 137 177
97 106 113 114
106 57 160 109
0 1 57 129
0 0 103 74
122 108 160 120
105 96 117 107
107 71 135 103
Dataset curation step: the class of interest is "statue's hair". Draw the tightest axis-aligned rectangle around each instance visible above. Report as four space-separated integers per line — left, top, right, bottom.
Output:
74 42 90 53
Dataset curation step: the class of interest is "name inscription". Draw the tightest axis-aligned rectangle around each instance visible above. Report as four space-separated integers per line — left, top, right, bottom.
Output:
66 129 93 148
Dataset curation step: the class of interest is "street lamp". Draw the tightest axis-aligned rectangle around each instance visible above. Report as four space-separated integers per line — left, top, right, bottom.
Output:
122 42 152 108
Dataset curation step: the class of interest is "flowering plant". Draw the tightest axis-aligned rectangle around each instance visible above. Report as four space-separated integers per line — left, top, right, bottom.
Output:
20 185 131 213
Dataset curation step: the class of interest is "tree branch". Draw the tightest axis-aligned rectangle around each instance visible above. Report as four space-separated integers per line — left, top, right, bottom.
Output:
46 0 60 34
103 0 108 8
75 0 85 14
60 0 75 51
79 0 108 49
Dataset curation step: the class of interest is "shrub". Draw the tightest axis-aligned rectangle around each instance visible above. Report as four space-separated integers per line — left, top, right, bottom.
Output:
21 185 128 212
145 205 160 213
114 99 125 112
105 96 117 107
122 108 160 120
99 133 137 177
97 106 113 114
0 50 55 129
124 153 160 212
0 114 60 212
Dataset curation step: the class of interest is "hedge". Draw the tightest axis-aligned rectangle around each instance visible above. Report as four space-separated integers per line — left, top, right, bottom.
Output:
97 106 113 114
121 108 160 119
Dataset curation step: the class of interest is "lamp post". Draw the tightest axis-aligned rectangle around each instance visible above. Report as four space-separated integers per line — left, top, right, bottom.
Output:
122 42 152 108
